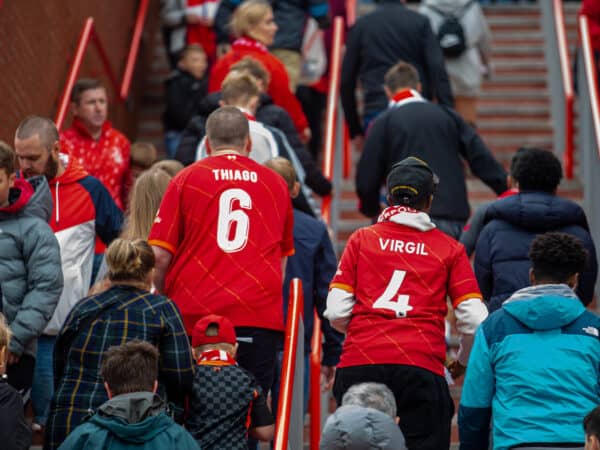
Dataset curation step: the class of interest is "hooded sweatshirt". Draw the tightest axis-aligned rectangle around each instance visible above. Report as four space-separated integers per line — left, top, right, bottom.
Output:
0 177 62 357
459 284 600 450
57 392 199 450
42 155 123 335
320 405 407 450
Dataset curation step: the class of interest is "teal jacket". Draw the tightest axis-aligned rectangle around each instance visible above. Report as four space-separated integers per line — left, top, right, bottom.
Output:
57 392 199 450
459 284 600 450
0 176 62 357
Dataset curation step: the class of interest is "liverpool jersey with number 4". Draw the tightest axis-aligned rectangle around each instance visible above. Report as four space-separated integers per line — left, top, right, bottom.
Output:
331 222 481 376
148 154 294 334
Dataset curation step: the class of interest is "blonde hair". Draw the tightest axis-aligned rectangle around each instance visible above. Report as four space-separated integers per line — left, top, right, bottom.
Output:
230 0 272 38
221 72 261 106
231 57 271 86
264 157 297 191
130 142 158 169
151 159 184 178
106 239 155 283
0 314 11 350
122 169 171 240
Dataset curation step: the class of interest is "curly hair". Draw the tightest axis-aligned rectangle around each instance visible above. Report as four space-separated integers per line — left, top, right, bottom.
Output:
528 232 587 283
512 147 562 192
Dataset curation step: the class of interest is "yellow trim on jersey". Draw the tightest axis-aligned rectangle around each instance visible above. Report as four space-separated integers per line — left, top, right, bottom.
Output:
453 292 483 308
329 282 354 293
148 239 176 255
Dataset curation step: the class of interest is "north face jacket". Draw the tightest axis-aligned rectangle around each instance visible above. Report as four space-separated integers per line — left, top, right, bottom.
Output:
0 176 62 357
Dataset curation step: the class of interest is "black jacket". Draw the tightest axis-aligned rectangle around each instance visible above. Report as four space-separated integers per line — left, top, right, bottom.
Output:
162 69 208 131
341 0 454 137
215 0 329 51
175 92 332 196
357 100 507 221
0 379 31 450
475 192 598 311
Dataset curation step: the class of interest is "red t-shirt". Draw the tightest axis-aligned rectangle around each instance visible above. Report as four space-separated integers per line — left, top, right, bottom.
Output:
61 118 130 210
148 154 295 334
331 213 481 376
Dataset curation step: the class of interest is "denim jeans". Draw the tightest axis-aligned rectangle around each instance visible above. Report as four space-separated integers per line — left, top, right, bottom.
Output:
164 131 183 159
31 334 56 425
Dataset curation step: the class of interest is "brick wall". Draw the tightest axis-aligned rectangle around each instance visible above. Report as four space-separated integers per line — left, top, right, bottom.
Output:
0 0 160 143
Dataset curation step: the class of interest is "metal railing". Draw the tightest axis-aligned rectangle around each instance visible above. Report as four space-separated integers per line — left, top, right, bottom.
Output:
540 0 575 178
577 15 600 297
55 0 149 130
274 278 305 450
310 15 346 450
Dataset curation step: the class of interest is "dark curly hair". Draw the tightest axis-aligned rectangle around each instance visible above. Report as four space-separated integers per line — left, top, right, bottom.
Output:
512 147 562 192
529 232 587 283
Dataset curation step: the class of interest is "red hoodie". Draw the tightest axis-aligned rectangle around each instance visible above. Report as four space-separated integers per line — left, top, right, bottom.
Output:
0 178 33 214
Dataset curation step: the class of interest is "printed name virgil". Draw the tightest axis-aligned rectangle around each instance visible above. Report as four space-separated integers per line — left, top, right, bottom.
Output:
212 169 258 183
379 238 428 255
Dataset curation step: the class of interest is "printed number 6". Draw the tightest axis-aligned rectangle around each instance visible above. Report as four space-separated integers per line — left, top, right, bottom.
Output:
372 270 413 317
217 188 252 252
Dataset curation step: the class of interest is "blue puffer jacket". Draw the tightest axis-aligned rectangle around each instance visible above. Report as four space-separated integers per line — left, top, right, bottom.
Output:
474 192 598 311
459 284 600 450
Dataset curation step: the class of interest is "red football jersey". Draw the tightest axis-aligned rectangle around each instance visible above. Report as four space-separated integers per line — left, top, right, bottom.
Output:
331 216 482 376
148 154 294 334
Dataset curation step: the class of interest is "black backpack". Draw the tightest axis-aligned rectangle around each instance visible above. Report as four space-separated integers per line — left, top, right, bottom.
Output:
428 1 473 58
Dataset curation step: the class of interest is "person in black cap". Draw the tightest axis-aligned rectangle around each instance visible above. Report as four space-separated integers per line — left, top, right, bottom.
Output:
325 156 488 450
356 61 507 239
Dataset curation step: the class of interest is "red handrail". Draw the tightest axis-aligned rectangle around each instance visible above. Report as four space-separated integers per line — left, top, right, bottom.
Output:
321 16 345 224
579 15 600 157
55 0 149 130
553 0 575 178
309 311 323 450
274 278 304 450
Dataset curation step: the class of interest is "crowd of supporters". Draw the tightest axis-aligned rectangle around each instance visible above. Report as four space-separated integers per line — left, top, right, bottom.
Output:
1 0 600 449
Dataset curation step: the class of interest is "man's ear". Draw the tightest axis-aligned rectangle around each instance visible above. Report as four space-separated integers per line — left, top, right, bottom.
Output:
529 267 536 286
205 139 213 155
232 342 239 358
291 181 301 199
243 136 252 156
384 86 393 100
248 95 260 114
152 380 158 394
104 382 113 399
416 82 422 93
567 272 579 291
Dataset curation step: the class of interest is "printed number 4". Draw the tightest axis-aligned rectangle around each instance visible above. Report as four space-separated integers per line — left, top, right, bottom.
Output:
217 188 251 253
373 270 413 318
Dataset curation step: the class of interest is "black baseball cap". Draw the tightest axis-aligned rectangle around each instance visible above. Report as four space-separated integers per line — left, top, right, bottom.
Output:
386 157 439 205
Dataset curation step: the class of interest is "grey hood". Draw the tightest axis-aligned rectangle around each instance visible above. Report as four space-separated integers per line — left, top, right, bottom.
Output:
320 405 407 450
96 392 164 424
422 0 473 15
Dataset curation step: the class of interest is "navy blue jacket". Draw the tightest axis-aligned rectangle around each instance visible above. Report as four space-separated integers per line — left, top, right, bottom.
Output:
283 210 343 366
474 192 598 311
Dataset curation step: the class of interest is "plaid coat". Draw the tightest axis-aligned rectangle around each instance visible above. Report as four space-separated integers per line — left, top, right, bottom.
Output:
44 285 194 450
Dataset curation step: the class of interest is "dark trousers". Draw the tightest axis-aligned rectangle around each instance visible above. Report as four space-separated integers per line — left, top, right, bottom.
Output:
333 364 454 450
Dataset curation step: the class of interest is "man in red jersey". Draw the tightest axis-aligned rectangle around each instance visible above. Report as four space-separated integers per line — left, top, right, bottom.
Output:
325 157 488 450
60 79 131 210
148 106 294 396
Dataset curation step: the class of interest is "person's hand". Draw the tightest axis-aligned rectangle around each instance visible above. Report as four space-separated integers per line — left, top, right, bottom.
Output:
301 127 312 144
352 135 364 152
185 13 203 25
7 351 21 366
447 360 466 379
217 43 232 59
321 366 336 391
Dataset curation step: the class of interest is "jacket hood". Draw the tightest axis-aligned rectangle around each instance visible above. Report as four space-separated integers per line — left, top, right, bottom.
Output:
0 176 52 222
503 284 585 330
321 405 407 450
485 192 589 231
423 0 473 14
88 392 171 443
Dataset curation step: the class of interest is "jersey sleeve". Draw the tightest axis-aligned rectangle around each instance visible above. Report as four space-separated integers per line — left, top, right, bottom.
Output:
148 177 184 255
281 198 295 257
329 230 360 293
448 245 483 307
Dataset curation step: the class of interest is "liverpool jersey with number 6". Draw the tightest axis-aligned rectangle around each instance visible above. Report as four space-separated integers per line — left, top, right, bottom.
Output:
329 217 482 376
148 154 294 334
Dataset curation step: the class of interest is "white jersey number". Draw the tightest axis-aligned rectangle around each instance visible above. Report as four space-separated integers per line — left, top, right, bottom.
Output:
372 270 413 317
217 188 252 252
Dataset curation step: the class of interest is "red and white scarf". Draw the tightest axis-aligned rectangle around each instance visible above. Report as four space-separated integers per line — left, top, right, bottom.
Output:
378 205 436 231
197 349 237 366
388 89 426 109
232 37 268 53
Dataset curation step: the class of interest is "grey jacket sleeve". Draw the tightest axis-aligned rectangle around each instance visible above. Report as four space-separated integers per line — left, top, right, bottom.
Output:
8 221 63 356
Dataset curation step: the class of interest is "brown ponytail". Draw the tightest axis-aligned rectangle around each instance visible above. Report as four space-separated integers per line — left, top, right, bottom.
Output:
106 239 155 283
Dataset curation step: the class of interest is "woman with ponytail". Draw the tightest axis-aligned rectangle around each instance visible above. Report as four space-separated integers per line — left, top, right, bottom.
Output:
44 239 194 450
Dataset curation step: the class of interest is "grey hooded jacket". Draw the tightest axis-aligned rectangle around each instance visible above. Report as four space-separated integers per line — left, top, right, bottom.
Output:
0 176 62 357
320 405 407 450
